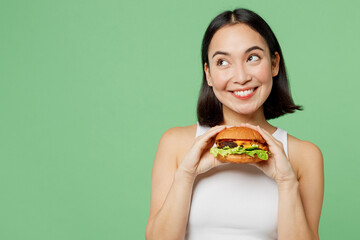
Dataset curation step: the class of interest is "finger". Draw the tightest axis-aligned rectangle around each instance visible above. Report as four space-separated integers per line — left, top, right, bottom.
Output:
255 126 282 147
202 125 237 148
240 124 281 148
197 125 225 139
199 125 226 139
195 125 226 147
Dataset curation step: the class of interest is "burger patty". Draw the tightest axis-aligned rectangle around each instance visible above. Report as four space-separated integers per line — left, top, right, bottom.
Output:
216 139 268 150
217 141 238 148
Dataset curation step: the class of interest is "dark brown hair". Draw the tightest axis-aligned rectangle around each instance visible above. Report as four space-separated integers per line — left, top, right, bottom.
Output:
197 8 302 127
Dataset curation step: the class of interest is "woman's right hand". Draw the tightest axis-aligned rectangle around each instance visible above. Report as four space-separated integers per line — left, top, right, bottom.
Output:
177 125 230 178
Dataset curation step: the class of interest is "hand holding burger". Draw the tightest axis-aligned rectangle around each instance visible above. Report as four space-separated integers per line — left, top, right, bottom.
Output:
218 123 297 184
178 125 232 177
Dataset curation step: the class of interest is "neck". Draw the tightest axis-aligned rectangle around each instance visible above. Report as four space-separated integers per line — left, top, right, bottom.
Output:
220 106 276 134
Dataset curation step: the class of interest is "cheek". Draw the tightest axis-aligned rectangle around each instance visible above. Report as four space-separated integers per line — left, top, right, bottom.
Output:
253 63 273 84
211 68 233 88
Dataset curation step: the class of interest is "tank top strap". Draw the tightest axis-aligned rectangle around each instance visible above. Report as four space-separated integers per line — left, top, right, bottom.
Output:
195 121 210 137
272 127 289 158
195 122 289 158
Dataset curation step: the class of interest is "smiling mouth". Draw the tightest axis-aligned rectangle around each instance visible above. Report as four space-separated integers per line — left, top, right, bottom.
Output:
232 87 257 97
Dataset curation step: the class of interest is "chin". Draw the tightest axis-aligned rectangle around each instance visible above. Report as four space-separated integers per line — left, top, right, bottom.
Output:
227 103 263 116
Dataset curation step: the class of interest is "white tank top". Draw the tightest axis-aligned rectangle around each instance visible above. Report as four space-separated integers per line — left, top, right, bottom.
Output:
185 122 288 240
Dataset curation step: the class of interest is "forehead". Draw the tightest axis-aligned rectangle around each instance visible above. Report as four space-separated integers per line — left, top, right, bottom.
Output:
208 23 269 55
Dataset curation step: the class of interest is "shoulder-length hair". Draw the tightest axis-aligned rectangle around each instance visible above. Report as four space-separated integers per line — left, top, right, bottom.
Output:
197 8 302 127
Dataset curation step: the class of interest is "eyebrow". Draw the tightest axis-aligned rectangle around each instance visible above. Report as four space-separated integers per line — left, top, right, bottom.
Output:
212 46 265 58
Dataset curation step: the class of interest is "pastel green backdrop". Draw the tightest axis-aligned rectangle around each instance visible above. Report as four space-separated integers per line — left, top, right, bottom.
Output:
1 0 359 239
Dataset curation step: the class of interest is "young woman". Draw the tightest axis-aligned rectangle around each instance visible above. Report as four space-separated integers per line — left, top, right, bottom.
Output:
145 8 324 240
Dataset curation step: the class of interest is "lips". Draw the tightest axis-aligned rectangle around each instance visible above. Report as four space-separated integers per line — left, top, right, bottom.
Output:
231 87 258 100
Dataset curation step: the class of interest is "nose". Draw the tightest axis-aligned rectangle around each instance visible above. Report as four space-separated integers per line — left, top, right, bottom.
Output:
233 63 251 85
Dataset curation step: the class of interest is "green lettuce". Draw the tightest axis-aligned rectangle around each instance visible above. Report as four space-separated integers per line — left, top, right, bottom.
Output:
210 146 270 160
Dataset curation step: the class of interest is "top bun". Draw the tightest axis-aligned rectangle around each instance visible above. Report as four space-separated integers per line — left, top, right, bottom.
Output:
215 127 265 143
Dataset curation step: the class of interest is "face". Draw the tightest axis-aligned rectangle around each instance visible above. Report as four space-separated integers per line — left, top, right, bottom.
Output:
205 23 280 117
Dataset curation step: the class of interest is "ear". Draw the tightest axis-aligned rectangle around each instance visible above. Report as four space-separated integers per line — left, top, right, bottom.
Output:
271 52 280 77
204 62 213 87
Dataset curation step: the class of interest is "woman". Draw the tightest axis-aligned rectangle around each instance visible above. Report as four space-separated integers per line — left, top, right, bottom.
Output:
145 8 324 240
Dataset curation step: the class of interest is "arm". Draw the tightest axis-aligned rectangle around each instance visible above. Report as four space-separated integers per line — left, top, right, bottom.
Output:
277 140 324 240
145 125 227 240
243 124 324 240
145 128 194 240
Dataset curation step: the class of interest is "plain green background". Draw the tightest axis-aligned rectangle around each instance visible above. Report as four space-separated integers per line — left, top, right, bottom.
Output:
1 0 360 239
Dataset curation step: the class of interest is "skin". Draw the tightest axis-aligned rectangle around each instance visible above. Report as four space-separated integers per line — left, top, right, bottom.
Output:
145 23 324 240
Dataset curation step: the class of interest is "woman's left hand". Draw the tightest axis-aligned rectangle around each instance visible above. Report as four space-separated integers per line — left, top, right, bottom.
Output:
241 123 297 184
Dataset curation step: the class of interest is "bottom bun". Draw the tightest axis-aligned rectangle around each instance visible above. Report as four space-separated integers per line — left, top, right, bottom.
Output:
216 154 264 163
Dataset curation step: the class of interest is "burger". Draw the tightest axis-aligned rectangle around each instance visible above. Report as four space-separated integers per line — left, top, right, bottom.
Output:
210 126 270 163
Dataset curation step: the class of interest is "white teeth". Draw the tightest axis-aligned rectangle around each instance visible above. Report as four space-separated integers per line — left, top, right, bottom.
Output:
233 89 254 97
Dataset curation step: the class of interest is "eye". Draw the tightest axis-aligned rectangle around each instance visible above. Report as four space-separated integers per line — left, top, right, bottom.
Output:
248 55 260 62
216 59 229 66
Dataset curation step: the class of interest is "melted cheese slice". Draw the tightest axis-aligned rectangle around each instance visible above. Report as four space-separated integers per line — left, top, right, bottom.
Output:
233 140 268 150
233 140 254 149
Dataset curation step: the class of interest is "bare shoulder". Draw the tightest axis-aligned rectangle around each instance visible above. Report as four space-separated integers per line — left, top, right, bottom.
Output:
150 123 197 194
287 134 323 179
163 124 196 143
288 134 323 158
160 124 196 148
158 124 197 167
